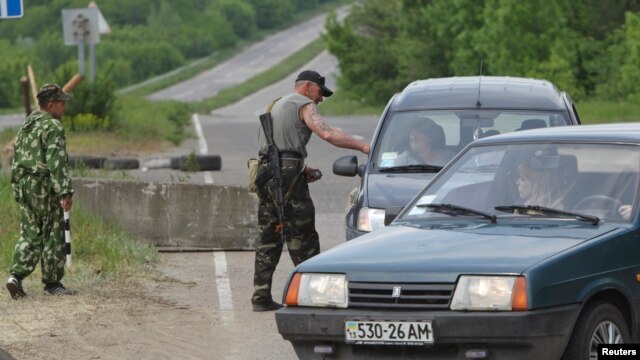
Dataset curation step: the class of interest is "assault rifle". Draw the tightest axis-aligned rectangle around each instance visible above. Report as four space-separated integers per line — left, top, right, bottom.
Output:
259 112 286 244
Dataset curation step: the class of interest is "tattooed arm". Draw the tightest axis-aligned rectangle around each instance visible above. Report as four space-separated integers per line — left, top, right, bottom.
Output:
300 103 370 154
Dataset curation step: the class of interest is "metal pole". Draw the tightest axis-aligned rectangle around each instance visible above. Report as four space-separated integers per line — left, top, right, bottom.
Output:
78 37 85 76
89 43 95 82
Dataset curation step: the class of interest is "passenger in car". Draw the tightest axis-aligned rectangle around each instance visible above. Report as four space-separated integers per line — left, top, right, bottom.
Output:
393 119 455 167
516 157 565 209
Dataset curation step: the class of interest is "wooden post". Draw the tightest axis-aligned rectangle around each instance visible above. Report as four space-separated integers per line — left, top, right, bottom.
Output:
63 73 84 92
20 76 31 116
27 65 38 110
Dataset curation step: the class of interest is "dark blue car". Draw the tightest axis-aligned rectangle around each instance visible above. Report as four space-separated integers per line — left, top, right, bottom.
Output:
278 123 639 359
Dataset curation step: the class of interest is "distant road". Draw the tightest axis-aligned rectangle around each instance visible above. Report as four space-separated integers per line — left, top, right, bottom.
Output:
147 8 347 102
0 113 24 131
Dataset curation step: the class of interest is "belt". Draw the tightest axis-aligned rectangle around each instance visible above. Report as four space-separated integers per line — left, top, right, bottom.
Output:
281 158 302 168
279 150 302 159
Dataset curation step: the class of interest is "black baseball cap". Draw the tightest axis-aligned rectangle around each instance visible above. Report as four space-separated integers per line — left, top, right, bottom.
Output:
296 70 333 97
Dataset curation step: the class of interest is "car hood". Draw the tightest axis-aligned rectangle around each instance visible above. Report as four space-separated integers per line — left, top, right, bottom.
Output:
366 173 436 209
298 222 620 283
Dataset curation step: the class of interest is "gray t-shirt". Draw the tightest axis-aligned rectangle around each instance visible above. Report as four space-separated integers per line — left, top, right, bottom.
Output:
258 93 313 158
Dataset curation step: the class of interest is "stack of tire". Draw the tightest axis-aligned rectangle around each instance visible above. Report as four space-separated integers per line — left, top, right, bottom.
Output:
68 154 221 171
68 156 139 170
169 154 221 171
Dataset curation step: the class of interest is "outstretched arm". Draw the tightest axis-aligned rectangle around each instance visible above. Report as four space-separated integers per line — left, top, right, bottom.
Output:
301 103 370 154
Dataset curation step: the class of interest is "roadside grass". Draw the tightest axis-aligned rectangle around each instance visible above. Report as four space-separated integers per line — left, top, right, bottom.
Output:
577 100 640 124
320 94 385 116
0 176 158 291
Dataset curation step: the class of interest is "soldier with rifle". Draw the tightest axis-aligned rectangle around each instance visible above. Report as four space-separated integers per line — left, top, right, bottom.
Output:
252 70 370 311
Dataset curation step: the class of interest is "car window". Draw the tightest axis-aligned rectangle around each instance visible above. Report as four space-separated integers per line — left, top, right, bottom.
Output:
374 110 571 169
403 143 640 223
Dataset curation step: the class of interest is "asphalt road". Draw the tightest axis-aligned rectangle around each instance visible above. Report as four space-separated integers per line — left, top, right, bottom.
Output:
147 8 347 102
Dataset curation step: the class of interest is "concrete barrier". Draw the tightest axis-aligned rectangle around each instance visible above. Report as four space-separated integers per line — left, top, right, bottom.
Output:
72 179 259 250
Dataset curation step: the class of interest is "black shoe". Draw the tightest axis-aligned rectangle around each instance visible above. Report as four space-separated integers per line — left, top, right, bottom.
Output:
44 282 77 296
252 300 283 312
6 275 26 299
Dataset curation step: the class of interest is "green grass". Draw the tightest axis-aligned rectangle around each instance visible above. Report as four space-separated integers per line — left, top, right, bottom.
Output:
0 176 157 283
320 94 385 116
576 100 640 124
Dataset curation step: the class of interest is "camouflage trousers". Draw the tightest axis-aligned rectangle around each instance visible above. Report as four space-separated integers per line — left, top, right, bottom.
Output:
252 163 320 305
10 176 65 284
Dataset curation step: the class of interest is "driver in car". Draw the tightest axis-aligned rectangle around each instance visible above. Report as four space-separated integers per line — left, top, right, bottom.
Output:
393 119 454 167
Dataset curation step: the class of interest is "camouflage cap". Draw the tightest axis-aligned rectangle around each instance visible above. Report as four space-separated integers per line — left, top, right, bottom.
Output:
37 83 71 103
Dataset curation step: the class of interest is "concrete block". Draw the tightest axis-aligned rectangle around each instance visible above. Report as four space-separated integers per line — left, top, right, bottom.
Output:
72 178 259 250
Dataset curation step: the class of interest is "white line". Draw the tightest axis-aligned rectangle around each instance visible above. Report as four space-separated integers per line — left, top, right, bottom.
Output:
214 252 234 315
0 0 6 18
194 114 231 317
192 113 208 154
191 113 214 184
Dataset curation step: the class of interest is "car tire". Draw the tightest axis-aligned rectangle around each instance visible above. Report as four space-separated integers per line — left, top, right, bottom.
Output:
68 156 106 169
170 155 221 171
561 301 630 360
103 158 140 170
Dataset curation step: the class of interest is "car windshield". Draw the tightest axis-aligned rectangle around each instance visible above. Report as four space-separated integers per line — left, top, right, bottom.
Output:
374 110 571 169
401 143 640 223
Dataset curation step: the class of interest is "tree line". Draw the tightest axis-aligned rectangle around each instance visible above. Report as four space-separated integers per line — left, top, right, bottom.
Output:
324 0 640 105
0 0 339 109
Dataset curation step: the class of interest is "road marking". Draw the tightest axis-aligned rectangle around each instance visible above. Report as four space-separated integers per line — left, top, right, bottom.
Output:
193 113 232 318
192 113 208 154
214 251 235 322
191 113 214 184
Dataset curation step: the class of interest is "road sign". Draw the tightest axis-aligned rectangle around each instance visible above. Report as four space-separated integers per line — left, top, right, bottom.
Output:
62 8 100 45
0 0 23 19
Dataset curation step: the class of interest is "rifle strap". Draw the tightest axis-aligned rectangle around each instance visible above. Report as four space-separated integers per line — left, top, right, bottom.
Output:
284 166 305 203
266 97 281 113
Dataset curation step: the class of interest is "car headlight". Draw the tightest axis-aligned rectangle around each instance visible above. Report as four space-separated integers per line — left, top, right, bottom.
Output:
450 275 527 311
357 207 385 232
284 273 348 308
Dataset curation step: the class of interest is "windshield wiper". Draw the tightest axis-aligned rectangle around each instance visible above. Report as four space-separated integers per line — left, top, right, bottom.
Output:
379 164 443 173
417 203 497 223
494 205 600 225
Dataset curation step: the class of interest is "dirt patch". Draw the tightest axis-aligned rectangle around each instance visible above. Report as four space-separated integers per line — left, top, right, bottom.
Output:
0 256 219 360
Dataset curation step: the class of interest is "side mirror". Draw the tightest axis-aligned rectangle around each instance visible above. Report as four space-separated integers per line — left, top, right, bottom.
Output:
333 155 358 177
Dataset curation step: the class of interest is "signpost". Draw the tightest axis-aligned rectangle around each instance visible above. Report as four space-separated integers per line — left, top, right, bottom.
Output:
62 4 109 82
0 0 23 19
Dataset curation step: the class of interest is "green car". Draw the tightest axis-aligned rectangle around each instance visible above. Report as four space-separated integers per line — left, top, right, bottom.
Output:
276 123 640 359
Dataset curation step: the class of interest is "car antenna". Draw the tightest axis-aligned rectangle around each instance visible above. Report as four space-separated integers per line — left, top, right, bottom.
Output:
476 58 483 108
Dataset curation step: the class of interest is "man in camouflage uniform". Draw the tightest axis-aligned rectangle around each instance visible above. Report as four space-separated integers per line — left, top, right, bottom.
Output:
6 84 76 299
251 70 370 311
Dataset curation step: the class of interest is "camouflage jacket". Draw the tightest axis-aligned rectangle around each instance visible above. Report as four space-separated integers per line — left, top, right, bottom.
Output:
11 110 74 199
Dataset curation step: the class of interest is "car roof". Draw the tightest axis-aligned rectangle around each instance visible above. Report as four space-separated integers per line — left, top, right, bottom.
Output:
473 123 640 144
391 76 567 111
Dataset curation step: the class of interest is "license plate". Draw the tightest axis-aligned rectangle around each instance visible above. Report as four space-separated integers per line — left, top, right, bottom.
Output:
345 320 434 345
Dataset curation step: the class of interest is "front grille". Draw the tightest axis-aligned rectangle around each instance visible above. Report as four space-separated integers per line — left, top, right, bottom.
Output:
348 282 454 310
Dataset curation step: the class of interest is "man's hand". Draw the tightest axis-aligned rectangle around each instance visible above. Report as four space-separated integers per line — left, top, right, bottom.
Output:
619 205 632 220
305 166 322 183
60 194 73 211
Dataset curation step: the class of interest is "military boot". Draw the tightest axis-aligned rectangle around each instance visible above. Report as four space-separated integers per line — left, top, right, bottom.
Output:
6 274 27 299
